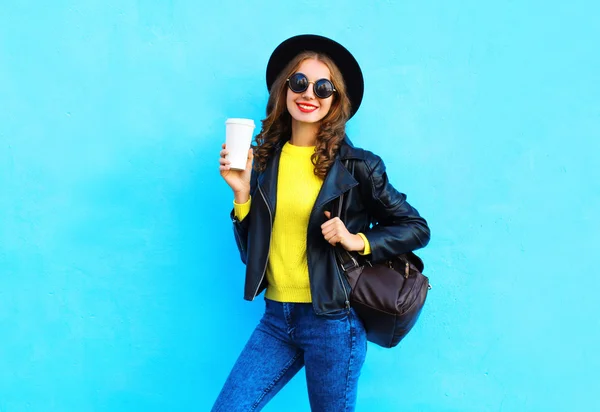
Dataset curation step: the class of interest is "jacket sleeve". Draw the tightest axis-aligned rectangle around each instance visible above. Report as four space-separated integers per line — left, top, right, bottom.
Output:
231 208 251 265
358 155 430 263
230 168 259 265
233 198 252 221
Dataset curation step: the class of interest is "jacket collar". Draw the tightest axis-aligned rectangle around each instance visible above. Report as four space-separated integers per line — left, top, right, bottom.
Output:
337 135 367 160
313 155 358 210
257 136 358 215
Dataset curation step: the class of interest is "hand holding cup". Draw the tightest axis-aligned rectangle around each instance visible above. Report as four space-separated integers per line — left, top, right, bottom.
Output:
220 144 254 200
219 118 255 203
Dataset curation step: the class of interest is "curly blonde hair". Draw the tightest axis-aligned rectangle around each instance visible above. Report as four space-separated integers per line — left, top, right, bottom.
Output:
253 52 351 179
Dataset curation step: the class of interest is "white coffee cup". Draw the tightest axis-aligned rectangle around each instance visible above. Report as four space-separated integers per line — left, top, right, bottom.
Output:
225 118 256 170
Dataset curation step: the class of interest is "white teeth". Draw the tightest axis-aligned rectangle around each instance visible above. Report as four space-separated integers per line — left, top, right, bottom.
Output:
298 104 316 110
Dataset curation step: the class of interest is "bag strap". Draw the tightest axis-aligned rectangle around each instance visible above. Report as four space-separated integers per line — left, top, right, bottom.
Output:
333 160 361 272
334 159 427 275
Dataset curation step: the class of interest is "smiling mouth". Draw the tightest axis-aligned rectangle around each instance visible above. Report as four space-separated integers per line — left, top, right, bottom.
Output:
297 103 318 113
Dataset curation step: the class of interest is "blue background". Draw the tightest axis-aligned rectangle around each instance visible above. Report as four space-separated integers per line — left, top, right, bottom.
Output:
1 1 599 411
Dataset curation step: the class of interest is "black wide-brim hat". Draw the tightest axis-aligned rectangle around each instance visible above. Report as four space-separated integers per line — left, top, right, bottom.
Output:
266 34 364 119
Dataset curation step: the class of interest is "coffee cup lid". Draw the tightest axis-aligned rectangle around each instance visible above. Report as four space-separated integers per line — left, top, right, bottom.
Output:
225 118 255 127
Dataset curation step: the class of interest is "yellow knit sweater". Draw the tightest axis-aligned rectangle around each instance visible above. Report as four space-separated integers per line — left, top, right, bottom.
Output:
234 141 370 303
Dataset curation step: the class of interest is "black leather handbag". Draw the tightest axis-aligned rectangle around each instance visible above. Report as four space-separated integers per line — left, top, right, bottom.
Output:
333 161 430 348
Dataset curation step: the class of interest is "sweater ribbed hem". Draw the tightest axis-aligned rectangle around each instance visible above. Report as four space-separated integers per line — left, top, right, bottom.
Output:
265 285 312 303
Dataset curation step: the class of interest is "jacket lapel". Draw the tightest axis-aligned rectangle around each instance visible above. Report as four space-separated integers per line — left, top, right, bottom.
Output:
313 156 358 210
257 139 358 219
257 146 281 216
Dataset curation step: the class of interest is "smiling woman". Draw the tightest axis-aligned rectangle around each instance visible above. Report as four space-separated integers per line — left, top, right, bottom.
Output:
253 49 351 179
286 59 335 121
214 34 430 411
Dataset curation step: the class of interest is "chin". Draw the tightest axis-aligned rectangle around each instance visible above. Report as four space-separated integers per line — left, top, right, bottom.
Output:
291 110 324 124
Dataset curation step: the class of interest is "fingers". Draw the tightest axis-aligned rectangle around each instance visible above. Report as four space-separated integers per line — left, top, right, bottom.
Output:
219 157 231 171
322 226 342 241
220 143 231 171
219 156 231 174
321 215 341 230
321 214 347 246
245 148 254 169
219 156 231 170
322 226 336 239
322 228 335 242
323 231 344 245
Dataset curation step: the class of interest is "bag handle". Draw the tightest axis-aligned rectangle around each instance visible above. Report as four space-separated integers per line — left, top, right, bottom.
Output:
332 160 361 272
333 159 427 275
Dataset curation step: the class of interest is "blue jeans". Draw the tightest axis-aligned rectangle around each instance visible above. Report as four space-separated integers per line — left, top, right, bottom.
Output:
212 298 367 411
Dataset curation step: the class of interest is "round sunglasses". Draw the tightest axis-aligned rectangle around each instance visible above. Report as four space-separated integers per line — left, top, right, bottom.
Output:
286 73 336 99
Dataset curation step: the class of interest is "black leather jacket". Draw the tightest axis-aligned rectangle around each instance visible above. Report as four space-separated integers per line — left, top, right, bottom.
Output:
230 136 430 316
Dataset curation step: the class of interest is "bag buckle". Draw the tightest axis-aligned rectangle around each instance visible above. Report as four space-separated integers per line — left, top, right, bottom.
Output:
340 255 360 273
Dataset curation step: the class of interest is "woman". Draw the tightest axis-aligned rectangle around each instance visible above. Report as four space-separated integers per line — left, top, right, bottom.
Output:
214 34 430 411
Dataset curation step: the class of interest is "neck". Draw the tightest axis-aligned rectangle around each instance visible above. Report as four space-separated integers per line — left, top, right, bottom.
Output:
290 119 319 147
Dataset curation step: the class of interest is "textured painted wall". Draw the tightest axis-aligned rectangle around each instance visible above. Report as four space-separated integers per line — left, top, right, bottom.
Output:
1 1 599 411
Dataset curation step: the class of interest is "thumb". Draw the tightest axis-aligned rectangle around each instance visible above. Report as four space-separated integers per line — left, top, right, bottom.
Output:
324 211 331 219
245 148 254 169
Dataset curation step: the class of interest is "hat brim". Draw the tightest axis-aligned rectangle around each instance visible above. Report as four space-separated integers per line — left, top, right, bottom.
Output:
266 34 364 119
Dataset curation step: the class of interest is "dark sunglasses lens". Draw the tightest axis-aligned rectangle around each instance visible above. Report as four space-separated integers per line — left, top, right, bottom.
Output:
315 79 334 98
289 73 308 93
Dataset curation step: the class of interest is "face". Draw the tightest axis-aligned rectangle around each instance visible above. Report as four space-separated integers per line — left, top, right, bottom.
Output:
286 58 334 125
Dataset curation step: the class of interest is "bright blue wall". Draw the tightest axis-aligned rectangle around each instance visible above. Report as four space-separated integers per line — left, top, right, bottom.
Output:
1 1 599 411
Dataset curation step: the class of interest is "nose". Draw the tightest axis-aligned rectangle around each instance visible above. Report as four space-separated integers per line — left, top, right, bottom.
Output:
301 83 316 100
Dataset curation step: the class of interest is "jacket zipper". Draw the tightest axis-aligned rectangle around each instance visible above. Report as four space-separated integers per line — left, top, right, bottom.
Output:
252 184 273 299
337 263 351 310
335 189 351 310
